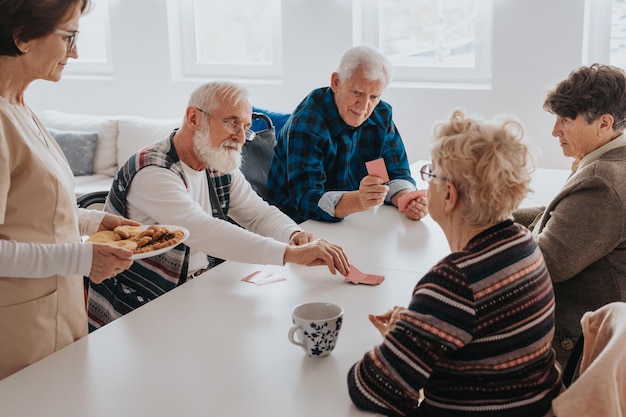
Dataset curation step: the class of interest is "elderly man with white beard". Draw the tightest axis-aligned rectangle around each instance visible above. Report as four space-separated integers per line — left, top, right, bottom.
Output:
87 81 350 331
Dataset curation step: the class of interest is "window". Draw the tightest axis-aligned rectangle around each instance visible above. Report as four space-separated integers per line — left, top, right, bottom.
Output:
354 0 493 86
167 0 282 80
64 0 112 76
584 0 626 67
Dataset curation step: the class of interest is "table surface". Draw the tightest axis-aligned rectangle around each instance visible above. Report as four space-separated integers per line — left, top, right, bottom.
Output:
0 163 570 417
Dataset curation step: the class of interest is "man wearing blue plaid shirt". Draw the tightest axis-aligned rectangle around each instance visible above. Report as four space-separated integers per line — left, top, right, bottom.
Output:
267 46 427 223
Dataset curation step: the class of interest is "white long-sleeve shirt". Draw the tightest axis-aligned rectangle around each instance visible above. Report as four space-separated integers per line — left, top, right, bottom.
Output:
126 163 301 273
0 208 104 278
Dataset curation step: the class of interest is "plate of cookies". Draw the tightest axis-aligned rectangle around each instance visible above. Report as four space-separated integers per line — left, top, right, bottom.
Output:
87 224 190 260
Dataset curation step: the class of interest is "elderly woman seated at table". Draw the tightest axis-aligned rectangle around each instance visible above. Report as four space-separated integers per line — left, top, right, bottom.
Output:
347 110 563 417
515 64 626 367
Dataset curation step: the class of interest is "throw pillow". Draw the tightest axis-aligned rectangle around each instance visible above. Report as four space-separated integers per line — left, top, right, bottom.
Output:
38 110 119 176
49 128 99 176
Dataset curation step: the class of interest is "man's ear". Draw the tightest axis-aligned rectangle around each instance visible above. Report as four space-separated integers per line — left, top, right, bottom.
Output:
185 106 201 128
443 181 459 214
330 72 340 93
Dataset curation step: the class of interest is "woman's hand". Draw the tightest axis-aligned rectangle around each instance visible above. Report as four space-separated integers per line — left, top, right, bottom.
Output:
368 306 404 337
89 243 134 284
97 213 141 232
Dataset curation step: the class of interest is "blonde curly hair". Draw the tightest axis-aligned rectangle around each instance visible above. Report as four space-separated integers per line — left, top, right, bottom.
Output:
430 110 534 225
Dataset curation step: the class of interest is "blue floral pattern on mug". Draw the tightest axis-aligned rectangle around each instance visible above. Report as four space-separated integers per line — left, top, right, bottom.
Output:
301 316 343 356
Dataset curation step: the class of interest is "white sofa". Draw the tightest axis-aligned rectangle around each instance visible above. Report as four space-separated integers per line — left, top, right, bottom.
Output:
38 110 181 197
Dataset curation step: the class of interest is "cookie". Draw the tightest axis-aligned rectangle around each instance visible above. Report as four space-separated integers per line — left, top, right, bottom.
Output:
114 225 143 239
87 230 121 243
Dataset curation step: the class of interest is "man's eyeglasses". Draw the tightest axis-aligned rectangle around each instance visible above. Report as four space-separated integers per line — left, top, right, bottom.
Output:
419 164 445 182
196 108 256 141
53 29 79 53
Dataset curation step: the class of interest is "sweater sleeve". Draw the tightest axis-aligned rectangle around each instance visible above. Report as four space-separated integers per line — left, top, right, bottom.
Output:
536 176 624 282
0 239 93 278
347 264 474 416
227 169 301 242
77 207 107 237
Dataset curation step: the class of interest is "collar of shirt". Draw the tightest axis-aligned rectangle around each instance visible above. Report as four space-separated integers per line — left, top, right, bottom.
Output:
577 133 626 171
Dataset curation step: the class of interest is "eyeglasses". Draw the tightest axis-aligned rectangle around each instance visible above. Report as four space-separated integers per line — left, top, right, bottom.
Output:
419 164 445 182
196 108 256 141
52 29 79 53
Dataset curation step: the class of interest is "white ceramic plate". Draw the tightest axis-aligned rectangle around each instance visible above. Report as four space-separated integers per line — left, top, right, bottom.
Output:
130 225 190 260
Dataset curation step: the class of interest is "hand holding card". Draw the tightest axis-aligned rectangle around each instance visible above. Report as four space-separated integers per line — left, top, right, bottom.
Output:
365 158 390 183
398 190 427 212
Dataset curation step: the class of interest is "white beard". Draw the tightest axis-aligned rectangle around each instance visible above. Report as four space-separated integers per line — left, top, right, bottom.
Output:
193 128 242 173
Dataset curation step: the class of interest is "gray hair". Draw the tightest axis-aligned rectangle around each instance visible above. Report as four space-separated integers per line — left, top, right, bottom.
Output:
336 45 393 87
188 81 250 114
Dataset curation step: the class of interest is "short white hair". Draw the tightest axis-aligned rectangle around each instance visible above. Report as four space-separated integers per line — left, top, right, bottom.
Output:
188 81 250 113
336 45 393 87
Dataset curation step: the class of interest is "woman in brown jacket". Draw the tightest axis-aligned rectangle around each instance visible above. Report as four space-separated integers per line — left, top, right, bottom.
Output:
516 64 626 367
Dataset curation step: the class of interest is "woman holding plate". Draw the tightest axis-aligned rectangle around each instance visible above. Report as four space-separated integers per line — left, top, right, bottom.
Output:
0 0 137 379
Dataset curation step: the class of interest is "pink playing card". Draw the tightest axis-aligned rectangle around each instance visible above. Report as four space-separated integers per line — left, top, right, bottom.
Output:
398 190 427 212
241 270 286 285
344 264 385 286
365 158 390 183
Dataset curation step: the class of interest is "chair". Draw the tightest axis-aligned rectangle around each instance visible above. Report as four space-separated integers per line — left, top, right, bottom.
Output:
77 190 109 306
241 112 277 201
561 333 584 387
552 302 626 416
76 190 109 210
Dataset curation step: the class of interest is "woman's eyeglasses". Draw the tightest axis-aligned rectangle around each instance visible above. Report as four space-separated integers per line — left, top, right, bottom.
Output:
419 164 441 181
52 29 79 53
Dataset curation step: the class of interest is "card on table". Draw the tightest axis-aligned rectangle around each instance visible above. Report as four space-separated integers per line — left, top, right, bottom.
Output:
241 270 286 285
365 158 390 183
344 264 385 286
398 190 427 212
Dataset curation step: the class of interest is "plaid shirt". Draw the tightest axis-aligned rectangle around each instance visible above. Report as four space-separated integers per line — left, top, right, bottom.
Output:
266 87 415 223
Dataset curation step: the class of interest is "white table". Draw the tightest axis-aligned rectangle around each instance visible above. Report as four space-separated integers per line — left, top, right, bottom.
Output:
303 205 450 274
0 261 420 417
0 163 570 417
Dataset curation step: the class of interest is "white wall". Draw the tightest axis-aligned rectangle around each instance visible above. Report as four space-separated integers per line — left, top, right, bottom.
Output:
26 0 587 170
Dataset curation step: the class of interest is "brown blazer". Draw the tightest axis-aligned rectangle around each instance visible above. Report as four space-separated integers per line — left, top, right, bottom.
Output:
533 145 626 367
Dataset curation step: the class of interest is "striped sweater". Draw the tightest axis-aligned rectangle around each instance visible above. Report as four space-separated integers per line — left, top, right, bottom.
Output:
347 220 563 417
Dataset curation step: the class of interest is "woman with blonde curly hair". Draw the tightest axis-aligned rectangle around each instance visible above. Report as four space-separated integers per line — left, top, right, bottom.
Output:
347 110 562 417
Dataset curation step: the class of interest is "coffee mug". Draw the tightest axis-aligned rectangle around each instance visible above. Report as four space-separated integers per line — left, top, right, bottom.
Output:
288 302 343 357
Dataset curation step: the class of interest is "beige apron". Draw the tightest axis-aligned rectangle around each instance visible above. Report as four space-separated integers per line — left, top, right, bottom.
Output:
0 103 87 379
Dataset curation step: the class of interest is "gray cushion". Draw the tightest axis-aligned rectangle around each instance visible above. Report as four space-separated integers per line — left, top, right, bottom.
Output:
48 128 99 176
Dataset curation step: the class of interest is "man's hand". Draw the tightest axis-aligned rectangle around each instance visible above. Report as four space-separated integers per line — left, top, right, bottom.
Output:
284 239 350 276
334 176 389 218
392 189 428 221
358 175 389 210
289 230 314 246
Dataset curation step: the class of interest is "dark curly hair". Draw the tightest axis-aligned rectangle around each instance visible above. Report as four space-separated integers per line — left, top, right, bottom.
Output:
0 0 91 56
543 64 626 131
